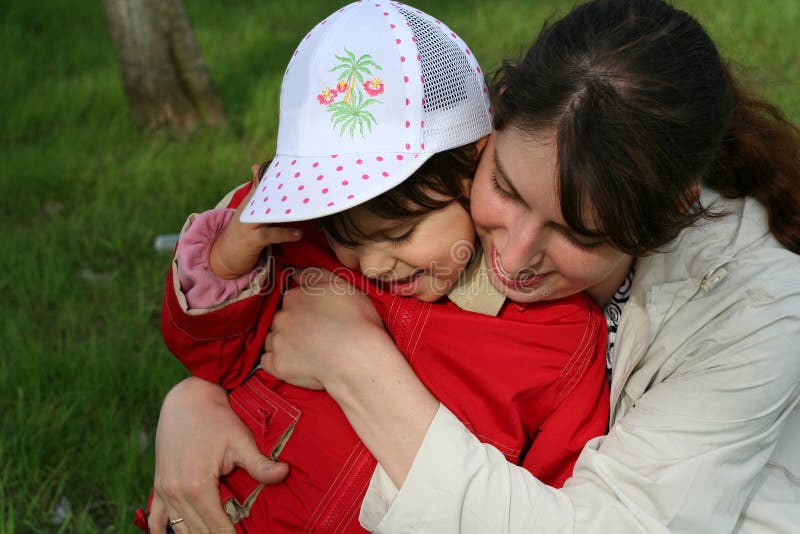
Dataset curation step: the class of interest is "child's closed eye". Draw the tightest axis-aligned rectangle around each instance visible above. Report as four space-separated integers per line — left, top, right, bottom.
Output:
384 224 417 246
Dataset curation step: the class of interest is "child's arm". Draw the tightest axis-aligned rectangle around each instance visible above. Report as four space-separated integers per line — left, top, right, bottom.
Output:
162 179 300 389
207 179 302 281
176 208 263 310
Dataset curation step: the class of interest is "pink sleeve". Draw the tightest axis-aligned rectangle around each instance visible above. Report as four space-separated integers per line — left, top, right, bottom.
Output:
176 208 257 310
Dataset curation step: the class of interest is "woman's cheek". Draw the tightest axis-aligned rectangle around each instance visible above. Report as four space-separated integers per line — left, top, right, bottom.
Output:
467 177 498 230
554 247 613 287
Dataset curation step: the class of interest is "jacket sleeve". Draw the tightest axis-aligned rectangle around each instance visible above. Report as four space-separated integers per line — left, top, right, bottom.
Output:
360 285 800 533
520 306 609 488
161 182 283 389
176 208 260 310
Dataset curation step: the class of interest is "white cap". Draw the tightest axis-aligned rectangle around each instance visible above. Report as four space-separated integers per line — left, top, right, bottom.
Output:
240 1 492 223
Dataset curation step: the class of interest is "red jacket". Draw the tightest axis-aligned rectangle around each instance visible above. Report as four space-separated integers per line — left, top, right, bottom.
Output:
159 183 609 533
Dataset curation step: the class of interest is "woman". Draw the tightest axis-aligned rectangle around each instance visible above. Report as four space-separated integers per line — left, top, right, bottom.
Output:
150 0 800 532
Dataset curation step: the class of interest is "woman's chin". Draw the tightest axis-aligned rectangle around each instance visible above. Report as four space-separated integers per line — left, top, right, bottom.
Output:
487 274 558 303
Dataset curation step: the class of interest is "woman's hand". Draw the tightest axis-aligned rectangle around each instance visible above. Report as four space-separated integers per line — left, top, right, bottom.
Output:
210 165 303 279
261 270 439 487
147 377 289 534
261 269 388 392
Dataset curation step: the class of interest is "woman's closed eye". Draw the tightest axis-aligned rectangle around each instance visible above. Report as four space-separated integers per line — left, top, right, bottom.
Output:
564 232 606 250
490 172 520 201
491 171 605 250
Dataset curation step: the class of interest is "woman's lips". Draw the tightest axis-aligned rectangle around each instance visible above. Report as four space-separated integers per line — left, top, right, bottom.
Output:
491 245 542 289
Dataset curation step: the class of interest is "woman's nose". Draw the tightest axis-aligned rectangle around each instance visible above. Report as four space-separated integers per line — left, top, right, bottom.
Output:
497 232 545 277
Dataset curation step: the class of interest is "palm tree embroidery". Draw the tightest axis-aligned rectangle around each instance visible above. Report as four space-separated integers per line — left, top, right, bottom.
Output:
318 48 384 139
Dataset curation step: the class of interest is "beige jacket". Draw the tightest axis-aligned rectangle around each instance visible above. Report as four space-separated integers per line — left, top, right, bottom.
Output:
360 190 800 533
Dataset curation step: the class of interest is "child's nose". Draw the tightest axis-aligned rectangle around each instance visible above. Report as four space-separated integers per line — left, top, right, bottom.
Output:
358 249 396 279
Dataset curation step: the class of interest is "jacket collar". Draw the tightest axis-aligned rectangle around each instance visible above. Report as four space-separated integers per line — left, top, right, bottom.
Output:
447 248 507 316
608 190 770 419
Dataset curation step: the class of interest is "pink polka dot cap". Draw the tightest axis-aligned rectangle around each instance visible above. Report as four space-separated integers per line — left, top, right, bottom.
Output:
241 1 492 223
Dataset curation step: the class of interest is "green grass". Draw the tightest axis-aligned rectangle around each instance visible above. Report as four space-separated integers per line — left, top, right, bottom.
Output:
1 0 798 531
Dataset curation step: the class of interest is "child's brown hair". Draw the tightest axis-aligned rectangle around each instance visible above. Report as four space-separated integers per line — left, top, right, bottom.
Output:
315 141 480 247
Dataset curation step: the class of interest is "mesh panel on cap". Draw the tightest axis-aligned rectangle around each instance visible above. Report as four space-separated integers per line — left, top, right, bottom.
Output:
396 5 490 152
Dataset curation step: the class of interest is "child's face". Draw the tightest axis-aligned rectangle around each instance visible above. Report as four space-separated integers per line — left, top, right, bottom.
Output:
327 201 475 302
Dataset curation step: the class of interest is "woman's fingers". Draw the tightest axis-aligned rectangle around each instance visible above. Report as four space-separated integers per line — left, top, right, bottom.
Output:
179 479 237 534
147 495 206 534
149 379 249 534
260 349 324 391
233 444 290 485
154 481 209 534
164 507 192 534
158 481 224 534
264 332 273 353
261 275 389 393
147 494 168 534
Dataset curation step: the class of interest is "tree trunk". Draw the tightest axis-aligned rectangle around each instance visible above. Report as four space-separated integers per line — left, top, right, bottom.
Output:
103 0 226 132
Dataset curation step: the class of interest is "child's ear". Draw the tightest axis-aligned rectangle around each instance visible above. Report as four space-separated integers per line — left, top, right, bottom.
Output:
459 177 473 200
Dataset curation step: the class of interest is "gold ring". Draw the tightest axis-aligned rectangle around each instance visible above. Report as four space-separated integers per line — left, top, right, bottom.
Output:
168 518 184 526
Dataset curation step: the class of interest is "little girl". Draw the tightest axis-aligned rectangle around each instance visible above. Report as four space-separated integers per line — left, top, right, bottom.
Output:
145 3 609 533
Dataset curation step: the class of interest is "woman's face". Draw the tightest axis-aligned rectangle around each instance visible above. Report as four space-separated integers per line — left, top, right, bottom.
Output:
470 128 633 304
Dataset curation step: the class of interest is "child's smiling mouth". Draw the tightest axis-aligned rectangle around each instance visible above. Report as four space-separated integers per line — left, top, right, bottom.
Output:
376 269 425 294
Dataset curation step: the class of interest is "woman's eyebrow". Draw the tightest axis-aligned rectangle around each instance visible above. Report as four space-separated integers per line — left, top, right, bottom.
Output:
494 146 530 208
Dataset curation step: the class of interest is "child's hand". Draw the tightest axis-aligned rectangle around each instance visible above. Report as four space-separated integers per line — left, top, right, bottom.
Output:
210 167 303 279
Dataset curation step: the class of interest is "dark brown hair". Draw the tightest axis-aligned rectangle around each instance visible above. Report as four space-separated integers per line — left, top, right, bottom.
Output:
491 0 800 255
317 142 479 246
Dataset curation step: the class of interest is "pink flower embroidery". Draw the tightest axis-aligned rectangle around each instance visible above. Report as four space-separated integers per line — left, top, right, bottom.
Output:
363 77 384 96
325 49 383 139
317 86 338 105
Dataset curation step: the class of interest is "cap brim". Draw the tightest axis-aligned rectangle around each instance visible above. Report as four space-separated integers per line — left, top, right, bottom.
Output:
240 150 433 223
